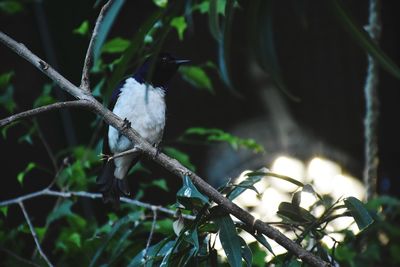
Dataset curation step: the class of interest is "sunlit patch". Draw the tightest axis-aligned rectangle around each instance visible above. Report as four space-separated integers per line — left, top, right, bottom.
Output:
331 174 365 200
271 156 306 192
307 157 341 194
299 191 317 209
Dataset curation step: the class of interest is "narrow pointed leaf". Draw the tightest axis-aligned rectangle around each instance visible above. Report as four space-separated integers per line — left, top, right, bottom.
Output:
215 215 242 267
93 0 125 62
330 0 400 80
238 236 252 267
344 196 374 231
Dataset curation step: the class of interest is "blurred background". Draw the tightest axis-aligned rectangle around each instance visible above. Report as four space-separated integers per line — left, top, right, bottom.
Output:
1 0 400 261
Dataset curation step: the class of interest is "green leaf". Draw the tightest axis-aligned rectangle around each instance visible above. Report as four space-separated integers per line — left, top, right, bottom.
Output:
177 175 209 209
0 206 8 217
151 179 169 191
33 84 55 108
277 202 316 223
93 0 125 62
68 232 81 248
0 71 14 88
47 200 74 225
208 0 222 41
16 162 36 185
239 236 252 267
35 227 46 242
252 233 274 256
102 37 131 54
182 127 264 152
0 85 17 113
344 197 374 231
215 215 242 267
0 0 23 14
179 65 213 93
247 171 304 187
227 170 264 200
170 16 187 40
163 146 196 171
330 0 400 80
153 0 168 8
90 213 138 267
73 20 90 36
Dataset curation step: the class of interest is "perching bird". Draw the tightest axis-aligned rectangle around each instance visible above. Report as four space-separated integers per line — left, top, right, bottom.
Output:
96 52 189 207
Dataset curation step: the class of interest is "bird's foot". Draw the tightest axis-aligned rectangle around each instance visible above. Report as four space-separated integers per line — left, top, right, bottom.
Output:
122 118 132 129
153 143 162 159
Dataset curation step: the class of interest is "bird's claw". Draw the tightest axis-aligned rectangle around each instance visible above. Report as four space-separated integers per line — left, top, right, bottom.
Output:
122 118 131 129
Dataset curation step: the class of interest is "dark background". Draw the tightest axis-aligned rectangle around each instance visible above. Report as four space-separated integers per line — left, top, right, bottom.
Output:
1 0 400 221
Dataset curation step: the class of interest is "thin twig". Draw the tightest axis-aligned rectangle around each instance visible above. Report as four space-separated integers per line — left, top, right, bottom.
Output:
18 202 54 267
34 119 58 173
0 189 195 220
143 208 158 261
0 247 41 267
0 100 90 127
80 0 113 91
103 147 141 162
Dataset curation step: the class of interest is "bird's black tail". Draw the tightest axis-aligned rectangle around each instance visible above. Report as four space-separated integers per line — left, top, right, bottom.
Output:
96 160 130 208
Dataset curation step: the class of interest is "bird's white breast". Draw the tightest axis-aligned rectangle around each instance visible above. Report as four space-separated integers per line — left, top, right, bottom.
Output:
108 78 166 153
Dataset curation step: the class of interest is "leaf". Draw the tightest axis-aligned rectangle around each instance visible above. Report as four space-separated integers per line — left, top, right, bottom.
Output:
344 197 374 231
170 16 187 40
0 0 23 14
34 227 46 242
330 0 400 80
47 200 74 224
215 215 242 267
101 37 130 54
179 65 214 93
252 233 274 256
247 171 304 187
16 162 36 185
0 206 8 217
239 236 252 267
68 232 81 247
153 0 168 8
277 202 316 223
0 71 14 88
182 127 264 152
151 179 169 191
208 0 222 41
73 20 90 36
0 85 16 113
33 84 55 108
163 146 196 171
89 213 138 267
227 170 265 200
93 0 126 63
177 175 209 209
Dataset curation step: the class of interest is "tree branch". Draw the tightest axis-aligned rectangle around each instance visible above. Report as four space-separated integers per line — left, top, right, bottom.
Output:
0 100 90 127
0 31 330 266
19 202 54 267
143 208 158 261
0 188 195 220
80 0 113 91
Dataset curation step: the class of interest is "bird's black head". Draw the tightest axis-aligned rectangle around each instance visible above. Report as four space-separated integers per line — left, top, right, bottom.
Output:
134 52 189 88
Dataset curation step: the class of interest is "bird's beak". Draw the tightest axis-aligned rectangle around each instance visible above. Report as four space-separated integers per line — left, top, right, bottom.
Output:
174 59 190 65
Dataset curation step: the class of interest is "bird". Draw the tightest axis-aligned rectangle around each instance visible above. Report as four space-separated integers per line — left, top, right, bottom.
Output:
96 52 189 207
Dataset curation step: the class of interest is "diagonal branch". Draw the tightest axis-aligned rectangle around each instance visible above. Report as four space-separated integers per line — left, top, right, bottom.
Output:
0 100 90 127
18 202 54 267
0 31 330 266
80 0 113 91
